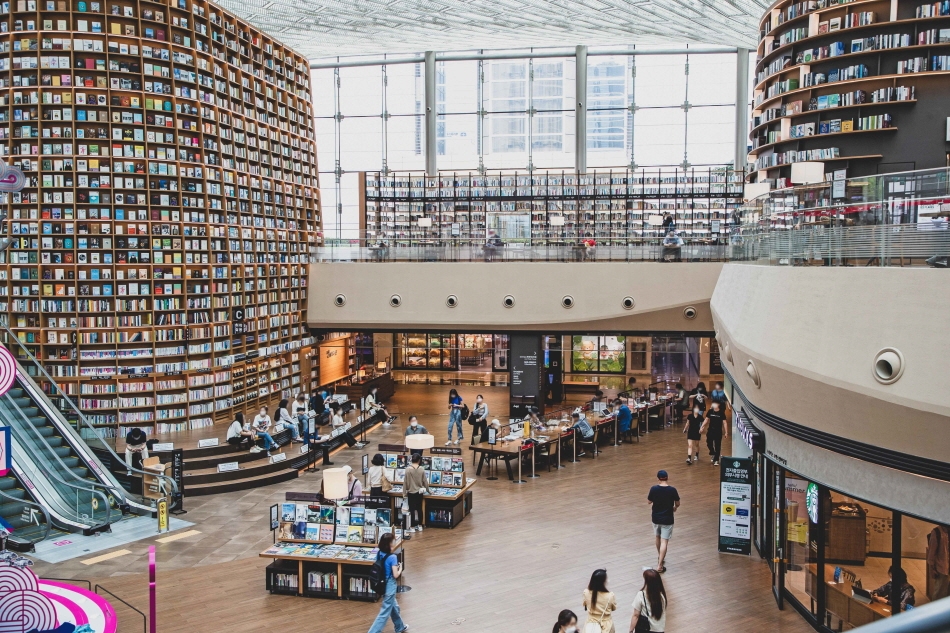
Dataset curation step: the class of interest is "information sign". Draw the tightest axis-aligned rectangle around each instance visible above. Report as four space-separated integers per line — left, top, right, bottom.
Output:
718 457 753 555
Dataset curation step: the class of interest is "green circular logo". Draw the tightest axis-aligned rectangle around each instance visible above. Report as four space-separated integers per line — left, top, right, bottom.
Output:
806 482 819 523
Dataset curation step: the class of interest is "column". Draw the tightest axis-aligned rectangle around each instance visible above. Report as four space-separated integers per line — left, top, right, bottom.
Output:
424 50 437 176
575 45 588 174
734 48 751 172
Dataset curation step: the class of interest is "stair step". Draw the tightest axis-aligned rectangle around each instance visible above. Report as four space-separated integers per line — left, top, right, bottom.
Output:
183 453 301 485
186 468 299 496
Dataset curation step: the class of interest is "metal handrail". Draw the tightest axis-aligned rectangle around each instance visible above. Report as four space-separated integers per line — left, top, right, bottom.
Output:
0 484 51 544
0 324 178 499
95 584 147 633
1 395 112 532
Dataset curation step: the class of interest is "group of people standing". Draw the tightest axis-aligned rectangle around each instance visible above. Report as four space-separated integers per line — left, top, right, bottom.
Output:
552 568 668 633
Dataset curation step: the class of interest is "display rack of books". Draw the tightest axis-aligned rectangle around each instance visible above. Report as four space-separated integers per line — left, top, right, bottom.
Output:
384 447 476 529
261 495 402 601
360 168 746 243
301 332 357 394
751 0 950 184
0 0 322 439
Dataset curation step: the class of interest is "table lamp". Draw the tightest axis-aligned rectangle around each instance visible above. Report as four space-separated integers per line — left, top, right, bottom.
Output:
405 434 434 451
323 467 349 503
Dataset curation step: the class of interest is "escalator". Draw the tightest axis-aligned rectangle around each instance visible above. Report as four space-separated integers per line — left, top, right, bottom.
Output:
0 471 55 550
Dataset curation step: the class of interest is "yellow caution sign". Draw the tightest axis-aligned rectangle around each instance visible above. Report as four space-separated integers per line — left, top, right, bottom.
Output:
157 498 168 532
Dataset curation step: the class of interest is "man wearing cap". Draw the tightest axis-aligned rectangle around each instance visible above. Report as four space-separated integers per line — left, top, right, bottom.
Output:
647 470 680 573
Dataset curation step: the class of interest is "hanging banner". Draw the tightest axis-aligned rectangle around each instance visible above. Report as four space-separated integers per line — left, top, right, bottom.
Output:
718 457 753 555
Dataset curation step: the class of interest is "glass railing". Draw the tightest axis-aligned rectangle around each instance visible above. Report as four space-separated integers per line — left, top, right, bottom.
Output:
0 482 52 546
0 394 112 532
0 325 177 507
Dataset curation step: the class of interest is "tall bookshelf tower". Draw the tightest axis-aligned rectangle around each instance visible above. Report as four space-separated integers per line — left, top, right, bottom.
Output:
752 0 950 184
0 0 321 438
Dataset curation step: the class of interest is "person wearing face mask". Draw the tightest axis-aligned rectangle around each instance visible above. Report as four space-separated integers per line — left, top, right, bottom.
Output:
365 385 394 426
404 415 428 456
469 394 489 445
700 399 729 466
552 609 579 633
683 404 704 465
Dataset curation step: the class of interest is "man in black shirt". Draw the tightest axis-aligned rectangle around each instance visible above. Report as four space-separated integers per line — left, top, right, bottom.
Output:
700 400 729 466
647 470 680 573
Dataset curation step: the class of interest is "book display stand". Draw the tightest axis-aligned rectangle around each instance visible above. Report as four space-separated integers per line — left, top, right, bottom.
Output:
384 446 476 529
0 0 321 439
261 492 403 601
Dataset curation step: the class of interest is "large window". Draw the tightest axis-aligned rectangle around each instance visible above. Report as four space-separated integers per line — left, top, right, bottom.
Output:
571 336 625 373
313 47 743 238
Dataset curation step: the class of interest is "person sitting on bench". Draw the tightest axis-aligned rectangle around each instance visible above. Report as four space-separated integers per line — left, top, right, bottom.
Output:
226 412 256 450
330 401 358 447
365 386 395 426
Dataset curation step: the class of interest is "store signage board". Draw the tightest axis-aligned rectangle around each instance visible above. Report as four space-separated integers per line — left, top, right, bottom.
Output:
362 454 369 475
429 447 462 456
718 457 753 555
217 462 240 473
152 443 174 452
269 504 279 531
198 438 219 448
734 410 764 453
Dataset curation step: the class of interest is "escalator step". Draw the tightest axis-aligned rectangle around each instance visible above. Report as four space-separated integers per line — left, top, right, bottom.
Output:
0 478 16 491
54 447 70 458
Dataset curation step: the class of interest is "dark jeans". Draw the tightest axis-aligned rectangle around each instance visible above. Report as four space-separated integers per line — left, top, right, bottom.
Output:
407 492 423 527
471 419 487 443
708 434 722 460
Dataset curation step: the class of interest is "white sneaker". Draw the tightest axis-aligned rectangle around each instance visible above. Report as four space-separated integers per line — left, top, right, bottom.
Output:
444 441 452 446
453 439 460 445
416 525 423 532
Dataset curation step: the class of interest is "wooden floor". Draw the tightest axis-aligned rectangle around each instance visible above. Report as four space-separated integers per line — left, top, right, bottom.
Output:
35 384 811 633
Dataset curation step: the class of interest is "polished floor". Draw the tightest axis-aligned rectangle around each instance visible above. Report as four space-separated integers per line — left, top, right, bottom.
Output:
34 385 810 633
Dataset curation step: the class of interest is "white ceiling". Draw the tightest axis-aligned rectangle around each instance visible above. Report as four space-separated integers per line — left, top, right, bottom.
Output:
216 0 768 62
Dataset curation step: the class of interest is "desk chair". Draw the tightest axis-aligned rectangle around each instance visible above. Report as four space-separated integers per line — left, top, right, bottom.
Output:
576 428 599 458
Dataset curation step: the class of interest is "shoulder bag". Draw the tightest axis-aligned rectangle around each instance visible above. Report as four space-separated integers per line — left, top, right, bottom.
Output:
634 591 651 633
584 594 610 633
381 470 393 493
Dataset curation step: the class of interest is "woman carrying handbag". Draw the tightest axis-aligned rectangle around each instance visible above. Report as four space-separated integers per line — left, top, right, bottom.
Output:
629 569 667 633
582 569 617 633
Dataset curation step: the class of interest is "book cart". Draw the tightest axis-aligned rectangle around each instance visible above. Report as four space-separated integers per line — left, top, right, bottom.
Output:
381 444 476 529
260 492 403 602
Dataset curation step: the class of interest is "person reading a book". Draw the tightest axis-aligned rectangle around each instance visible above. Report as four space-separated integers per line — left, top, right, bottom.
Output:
872 567 916 611
253 406 276 454
226 412 255 450
365 385 394 426
330 401 358 448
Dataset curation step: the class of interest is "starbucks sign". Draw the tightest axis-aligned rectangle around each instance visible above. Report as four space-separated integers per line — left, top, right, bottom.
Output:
806 482 819 524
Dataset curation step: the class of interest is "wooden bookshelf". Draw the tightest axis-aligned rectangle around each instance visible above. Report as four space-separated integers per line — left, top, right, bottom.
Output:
751 0 950 184
0 0 322 439
362 167 746 243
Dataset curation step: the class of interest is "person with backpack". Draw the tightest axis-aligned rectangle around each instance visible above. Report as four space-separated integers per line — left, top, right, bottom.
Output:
445 388 465 446
629 569 667 633
367 532 409 633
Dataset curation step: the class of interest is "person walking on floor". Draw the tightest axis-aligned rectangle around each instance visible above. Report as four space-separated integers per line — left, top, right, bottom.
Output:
700 399 728 466
683 404 704 465
446 388 464 446
404 452 426 533
367 532 409 633
647 470 680 573
582 568 617 633
629 569 667 633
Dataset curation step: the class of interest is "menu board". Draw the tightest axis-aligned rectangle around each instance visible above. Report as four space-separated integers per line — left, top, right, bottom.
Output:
718 457 753 555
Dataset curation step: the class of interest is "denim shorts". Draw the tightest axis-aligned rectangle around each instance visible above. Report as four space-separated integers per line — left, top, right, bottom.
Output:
653 523 674 540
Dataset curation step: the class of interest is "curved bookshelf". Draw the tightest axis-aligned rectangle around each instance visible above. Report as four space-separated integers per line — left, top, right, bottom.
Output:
0 0 322 438
751 0 950 184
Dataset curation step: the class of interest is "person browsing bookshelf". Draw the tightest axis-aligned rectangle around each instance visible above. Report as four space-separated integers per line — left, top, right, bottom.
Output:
582 568 617 633
648 470 680 573
630 569 667 633
253 406 276 455
124 427 148 474
403 452 426 533
342 465 363 500
404 416 428 456
367 453 392 497
367 532 408 633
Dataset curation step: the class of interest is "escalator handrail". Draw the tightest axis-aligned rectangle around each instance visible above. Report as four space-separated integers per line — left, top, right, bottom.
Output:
0 484 51 544
2 395 112 531
0 325 178 498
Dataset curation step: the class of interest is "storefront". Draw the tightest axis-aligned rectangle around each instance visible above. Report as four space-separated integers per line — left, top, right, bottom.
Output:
394 333 509 371
732 406 950 631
